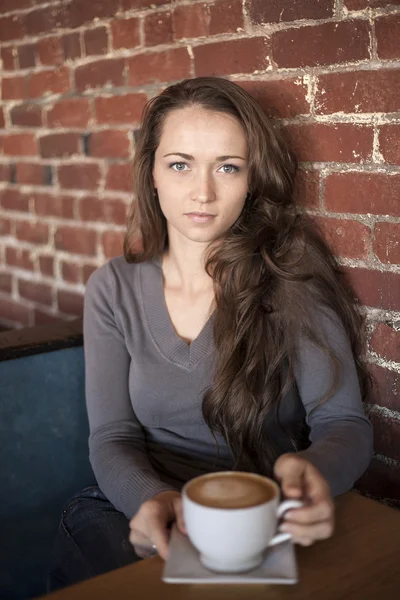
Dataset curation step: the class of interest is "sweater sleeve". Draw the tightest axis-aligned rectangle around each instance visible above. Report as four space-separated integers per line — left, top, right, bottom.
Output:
83 263 177 520
293 306 374 497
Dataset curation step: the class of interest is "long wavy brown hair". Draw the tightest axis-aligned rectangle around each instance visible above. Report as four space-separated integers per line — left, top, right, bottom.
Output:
124 76 374 475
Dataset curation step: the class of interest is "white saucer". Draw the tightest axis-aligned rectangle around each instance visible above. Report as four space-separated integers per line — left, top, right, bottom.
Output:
162 524 298 584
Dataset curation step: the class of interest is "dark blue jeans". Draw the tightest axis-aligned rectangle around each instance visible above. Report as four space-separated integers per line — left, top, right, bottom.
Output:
47 485 142 592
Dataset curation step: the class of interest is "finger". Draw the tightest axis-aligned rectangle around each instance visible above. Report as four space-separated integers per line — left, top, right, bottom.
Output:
274 455 304 498
280 520 334 541
284 499 334 524
133 543 158 559
129 525 152 549
173 496 187 535
302 462 331 502
146 514 170 560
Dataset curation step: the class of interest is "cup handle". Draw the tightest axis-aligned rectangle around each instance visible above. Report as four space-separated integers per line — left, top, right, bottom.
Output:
267 499 304 548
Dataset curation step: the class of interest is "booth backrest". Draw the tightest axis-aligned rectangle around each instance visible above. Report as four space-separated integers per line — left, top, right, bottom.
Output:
0 321 95 599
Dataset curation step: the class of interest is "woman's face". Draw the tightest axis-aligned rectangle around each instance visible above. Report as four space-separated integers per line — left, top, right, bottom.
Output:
152 106 249 247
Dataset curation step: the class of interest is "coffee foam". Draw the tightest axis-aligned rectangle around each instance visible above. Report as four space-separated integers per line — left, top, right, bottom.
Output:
186 472 275 509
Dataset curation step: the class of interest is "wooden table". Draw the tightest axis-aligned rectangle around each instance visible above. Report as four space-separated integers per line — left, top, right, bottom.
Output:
44 492 400 600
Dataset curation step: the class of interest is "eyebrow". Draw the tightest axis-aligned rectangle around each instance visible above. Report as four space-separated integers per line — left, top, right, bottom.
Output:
163 152 247 161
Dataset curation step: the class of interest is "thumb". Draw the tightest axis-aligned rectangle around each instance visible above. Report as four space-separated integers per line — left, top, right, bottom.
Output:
274 454 305 498
173 495 187 535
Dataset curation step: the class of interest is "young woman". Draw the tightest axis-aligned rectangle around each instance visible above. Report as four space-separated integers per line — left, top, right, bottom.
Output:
48 76 373 590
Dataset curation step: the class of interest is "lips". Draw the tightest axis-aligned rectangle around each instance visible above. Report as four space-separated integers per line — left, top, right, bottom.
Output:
185 212 216 223
185 212 216 217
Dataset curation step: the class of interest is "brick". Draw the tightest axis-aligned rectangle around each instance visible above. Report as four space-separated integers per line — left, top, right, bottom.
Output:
24 8 57 37
75 58 125 92
18 279 52 306
33 193 75 219
0 108 4 128
0 165 11 182
238 78 310 118
172 3 209 39
84 26 108 55
369 410 400 462
144 11 173 46
272 21 369 68
47 98 91 128
61 261 81 283
67 0 116 28
10 103 42 127
111 18 140 50
54 226 97 256
325 173 400 218
83 264 98 284
28 67 70 99
0 272 12 294
15 220 49 245
194 37 270 77
58 164 101 190
286 123 373 163
5 247 34 271
57 289 84 317
249 0 333 24
345 0 393 8
38 255 54 276
314 217 370 260
369 364 400 412
379 125 400 166
343 267 400 311
316 70 400 115
0 218 11 236
16 163 47 185
121 0 167 8
0 15 24 43
2 75 27 100
87 130 130 158
1 46 16 70
78 196 128 225
376 14 400 60
370 323 400 364
95 93 147 124
105 162 133 192
62 32 81 61
3 133 38 156
210 0 244 35
38 36 63 66
39 133 81 158
0 189 29 212
18 44 36 69
0 298 31 326
356 457 400 505
373 222 400 265
102 230 125 258
293 169 319 209
128 47 191 85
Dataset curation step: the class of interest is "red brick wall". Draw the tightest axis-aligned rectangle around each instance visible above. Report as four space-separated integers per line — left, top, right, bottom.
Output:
0 1 399 503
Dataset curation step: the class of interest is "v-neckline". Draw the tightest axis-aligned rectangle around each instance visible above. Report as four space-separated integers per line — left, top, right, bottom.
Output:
139 255 215 371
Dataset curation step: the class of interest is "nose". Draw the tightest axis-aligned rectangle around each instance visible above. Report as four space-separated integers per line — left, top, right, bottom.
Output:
192 170 216 204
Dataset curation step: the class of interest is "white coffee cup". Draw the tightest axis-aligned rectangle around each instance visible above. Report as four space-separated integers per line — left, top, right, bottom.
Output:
182 471 302 573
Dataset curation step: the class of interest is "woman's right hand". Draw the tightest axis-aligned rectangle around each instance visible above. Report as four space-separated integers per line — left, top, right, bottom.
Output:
129 490 187 560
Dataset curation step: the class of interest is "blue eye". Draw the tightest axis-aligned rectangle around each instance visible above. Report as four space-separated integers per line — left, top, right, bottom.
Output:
221 164 239 174
169 162 187 171
168 162 240 173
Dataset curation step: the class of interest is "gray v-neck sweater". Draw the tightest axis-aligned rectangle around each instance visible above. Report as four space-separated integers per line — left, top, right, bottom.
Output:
83 255 373 519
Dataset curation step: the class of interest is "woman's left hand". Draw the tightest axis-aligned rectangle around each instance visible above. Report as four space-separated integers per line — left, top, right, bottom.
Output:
273 453 335 547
